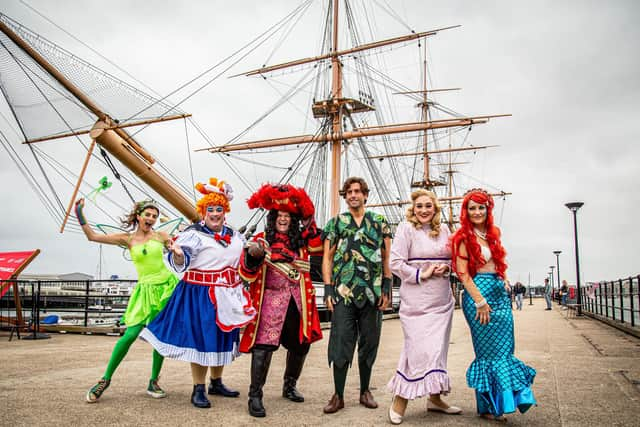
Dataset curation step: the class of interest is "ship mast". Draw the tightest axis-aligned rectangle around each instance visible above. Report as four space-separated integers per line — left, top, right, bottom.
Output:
208 2 507 218
329 0 343 216
0 19 200 224
447 130 455 230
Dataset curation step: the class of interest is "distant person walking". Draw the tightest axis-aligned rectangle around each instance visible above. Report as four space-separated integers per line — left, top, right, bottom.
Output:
451 189 536 421
560 280 569 309
387 190 461 425
75 198 178 403
544 278 552 310
514 282 526 310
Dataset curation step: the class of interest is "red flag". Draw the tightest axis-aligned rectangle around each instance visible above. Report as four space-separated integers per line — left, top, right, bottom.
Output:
0 250 40 298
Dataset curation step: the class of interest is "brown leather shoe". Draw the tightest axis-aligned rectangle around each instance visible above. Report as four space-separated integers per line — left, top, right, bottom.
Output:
323 394 344 414
359 390 378 409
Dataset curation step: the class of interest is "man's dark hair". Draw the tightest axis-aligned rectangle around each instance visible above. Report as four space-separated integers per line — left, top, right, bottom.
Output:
339 176 369 199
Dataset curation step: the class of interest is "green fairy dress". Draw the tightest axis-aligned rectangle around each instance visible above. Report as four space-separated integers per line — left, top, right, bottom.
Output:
122 239 179 326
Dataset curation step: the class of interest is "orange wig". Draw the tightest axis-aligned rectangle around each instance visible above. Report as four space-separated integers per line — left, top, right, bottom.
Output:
194 177 233 218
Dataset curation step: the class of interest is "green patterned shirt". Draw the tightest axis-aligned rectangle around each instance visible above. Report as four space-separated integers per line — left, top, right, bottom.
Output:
322 210 392 306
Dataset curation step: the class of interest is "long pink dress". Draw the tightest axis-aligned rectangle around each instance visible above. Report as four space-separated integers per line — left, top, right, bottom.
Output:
387 221 453 399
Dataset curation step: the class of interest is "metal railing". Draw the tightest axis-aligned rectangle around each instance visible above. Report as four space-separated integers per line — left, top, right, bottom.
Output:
2 277 401 336
580 275 640 328
1 279 136 336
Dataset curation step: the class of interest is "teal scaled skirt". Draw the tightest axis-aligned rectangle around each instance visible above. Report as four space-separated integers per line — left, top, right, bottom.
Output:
462 273 536 417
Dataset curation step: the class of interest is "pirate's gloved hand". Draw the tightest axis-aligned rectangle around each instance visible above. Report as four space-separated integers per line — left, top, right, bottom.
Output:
301 217 319 240
243 241 265 271
382 277 392 296
324 283 336 303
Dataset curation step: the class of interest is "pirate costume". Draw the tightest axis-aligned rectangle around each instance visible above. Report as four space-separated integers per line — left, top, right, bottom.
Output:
238 183 323 417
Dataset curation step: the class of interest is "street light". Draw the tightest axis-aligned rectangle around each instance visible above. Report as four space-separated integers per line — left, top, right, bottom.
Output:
549 265 555 302
565 202 584 316
553 250 562 298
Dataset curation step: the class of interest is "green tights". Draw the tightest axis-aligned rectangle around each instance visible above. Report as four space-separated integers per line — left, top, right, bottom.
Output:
102 324 164 381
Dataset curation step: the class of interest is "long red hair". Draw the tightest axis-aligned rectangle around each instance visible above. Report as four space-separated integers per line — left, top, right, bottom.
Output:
451 189 507 279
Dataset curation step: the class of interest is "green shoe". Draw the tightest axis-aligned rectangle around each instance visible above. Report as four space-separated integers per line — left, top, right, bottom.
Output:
147 379 167 399
86 379 110 403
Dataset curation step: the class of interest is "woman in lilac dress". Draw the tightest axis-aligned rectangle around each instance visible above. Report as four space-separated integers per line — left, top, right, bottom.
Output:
387 189 461 424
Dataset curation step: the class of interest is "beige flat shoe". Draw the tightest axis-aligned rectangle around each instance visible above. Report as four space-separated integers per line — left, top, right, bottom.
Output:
388 406 403 425
427 399 462 415
388 396 404 425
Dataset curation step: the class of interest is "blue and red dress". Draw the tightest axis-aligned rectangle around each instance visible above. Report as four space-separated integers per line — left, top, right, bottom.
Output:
140 223 255 366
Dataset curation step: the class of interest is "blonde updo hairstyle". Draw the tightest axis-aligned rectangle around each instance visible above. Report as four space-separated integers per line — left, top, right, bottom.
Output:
405 189 442 238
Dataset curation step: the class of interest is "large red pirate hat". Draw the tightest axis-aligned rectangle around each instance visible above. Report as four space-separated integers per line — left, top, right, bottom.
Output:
247 183 314 218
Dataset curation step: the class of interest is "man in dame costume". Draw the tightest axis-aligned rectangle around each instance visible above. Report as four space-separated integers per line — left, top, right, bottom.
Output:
140 178 256 409
239 183 323 418
322 176 393 414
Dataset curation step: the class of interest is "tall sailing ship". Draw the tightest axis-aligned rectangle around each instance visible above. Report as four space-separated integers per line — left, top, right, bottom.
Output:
0 1 510 240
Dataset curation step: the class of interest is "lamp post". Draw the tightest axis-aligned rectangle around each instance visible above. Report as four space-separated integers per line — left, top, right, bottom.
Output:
549 265 555 302
565 202 584 316
553 250 562 298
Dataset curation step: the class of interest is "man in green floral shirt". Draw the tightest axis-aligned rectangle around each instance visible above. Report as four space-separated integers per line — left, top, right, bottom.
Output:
321 177 392 414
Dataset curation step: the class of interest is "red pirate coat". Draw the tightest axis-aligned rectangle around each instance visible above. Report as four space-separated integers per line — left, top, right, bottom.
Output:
239 231 323 353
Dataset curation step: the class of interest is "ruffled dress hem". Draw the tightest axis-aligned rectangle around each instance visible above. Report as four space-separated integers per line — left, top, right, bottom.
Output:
139 328 240 366
467 356 536 416
387 370 451 400
476 387 536 416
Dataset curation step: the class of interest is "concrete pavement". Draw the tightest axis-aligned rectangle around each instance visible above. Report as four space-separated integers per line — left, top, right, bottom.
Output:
2 301 640 426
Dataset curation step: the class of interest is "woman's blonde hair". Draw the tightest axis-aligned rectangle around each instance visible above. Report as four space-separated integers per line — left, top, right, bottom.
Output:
405 189 441 237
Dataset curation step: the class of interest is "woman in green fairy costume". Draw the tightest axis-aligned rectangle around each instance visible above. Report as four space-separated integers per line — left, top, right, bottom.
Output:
74 198 179 403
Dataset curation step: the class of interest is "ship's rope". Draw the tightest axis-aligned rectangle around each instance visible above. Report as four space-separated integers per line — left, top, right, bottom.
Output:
345 4 405 207
312 4 333 100
221 154 292 170
373 0 414 32
0 16 194 211
99 148 135 205
262 1 311 66
239 117 330 234
122 0 315 127
18 0 163 100
183 117 254 193
223 68 317 147
0 26 186 220
31 146 122 228
182 118 197 202
0 44 69 218
0 126 62 226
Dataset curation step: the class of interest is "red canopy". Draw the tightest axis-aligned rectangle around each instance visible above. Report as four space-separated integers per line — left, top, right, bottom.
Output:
0 250 40 298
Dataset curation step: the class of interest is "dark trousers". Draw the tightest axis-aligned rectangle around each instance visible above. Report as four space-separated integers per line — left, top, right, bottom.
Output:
328 300 382 396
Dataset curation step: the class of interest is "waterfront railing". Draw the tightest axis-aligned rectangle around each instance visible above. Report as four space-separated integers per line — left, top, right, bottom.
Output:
579 275 640 330
2 278 401 337
1 279 136 337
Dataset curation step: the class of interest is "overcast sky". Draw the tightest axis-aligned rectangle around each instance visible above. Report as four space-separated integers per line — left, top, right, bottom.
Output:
1 0 639 287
